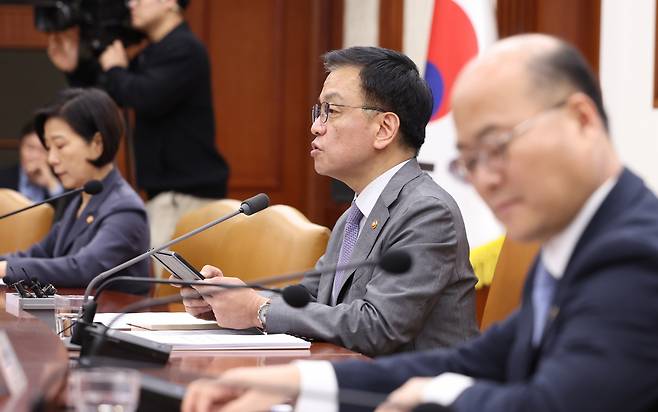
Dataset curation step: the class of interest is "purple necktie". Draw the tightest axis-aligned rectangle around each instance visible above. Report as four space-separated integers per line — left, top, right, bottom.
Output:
531 259 557 345
332 202 363 304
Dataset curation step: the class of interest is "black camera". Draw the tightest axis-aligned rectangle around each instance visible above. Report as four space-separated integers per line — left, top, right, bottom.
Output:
33 0 144 56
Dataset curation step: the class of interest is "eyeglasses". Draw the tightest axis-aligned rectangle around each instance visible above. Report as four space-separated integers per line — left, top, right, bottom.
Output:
125 0 153 6
448 99 568 182
311 102 385 124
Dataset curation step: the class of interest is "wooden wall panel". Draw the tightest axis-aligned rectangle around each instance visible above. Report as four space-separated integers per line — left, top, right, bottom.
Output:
304 0 346 225
0 6 47 48
0 2 345 227
496 0 537 38
497 0 601 74
187 0 344 226
379 0 404 51
207 1 283 193
535 0 601 74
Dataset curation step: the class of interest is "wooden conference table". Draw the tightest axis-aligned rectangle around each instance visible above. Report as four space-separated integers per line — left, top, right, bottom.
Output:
0 287 368 411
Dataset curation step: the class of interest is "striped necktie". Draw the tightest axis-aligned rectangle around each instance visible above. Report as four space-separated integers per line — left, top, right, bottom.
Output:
332 202 363 304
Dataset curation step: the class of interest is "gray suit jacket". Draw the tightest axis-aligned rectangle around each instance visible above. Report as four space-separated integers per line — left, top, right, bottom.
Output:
1 168 151 294
267 160 479 356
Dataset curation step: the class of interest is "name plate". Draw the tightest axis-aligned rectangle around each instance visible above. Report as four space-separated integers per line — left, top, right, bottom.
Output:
0 331 28 396
5 293 55 317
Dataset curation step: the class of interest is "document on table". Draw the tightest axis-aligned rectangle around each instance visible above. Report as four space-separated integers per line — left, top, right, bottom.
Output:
124 330 312 351
93 312 220 330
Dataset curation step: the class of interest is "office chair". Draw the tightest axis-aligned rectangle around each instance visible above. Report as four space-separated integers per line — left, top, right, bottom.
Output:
479 237 539 330
0 189 54 254
154 200 331 310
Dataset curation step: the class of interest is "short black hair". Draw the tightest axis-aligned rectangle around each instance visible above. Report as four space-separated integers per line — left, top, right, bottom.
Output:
34 88 123 167
529 41 609 130
178 0 190 10
323 46 433 153
19 119 35 141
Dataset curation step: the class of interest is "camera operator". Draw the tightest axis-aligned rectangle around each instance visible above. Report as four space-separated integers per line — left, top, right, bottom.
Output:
47 0 230 249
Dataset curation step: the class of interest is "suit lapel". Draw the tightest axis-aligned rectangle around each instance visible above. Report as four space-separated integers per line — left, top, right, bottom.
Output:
510 169 641 379
53 196 80 256
333 203 390 297
333 160 423 303
536 169 641 349
318 223 344 304
56 169 119 254
507 258 541 381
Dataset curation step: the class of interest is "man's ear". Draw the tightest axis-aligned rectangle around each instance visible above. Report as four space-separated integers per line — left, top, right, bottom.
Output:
373 112 400 150
567 92 605 138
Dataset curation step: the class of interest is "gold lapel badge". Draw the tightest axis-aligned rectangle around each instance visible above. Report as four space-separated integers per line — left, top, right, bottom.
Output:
86 215 95 224
370 220 378 230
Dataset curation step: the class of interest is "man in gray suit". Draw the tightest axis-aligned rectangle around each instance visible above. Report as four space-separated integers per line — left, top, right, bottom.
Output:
182 46 478 357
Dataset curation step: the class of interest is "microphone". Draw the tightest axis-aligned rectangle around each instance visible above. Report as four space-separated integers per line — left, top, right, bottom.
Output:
239 193 270 215
251 249 412 287
252 249 413 307
90 277 291 306
0 180 103 220
76 249 412 364
78 289 249 365
71 193 270 345
81 193 270 302
90 249 413 310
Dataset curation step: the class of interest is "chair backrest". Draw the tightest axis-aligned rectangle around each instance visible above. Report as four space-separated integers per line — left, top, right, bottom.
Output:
0 189 54 255
480 236 539 331
159 199 243 276
154 200 331 309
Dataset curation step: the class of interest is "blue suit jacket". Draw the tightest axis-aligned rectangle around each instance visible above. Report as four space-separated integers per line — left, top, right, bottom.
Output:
2 168 151 294
333 168 658 412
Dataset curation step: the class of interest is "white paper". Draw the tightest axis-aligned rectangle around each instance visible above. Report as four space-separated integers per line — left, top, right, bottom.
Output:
94 311 219 330
124 330 312 351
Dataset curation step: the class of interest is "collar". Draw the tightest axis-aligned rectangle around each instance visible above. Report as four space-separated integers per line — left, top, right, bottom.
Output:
80 168 121 215
542 176 618 279
353 159 412 228
18 168 47 202
155 21 187 44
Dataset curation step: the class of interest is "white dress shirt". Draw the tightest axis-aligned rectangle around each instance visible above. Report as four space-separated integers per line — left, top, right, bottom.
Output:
352 159 411 234
295 159 410 412
294 174 617 412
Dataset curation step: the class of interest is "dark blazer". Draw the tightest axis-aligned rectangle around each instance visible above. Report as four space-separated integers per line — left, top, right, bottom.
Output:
0 165 20 191
333 168 658 412
69 23 229 199
267 159 479 357
2 168 151 294
0 164 70 222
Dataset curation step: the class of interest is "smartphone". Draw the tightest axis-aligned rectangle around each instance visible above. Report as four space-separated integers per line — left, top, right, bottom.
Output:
152 250 205 281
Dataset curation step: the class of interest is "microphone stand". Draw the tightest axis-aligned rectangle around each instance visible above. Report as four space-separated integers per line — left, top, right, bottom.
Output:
71 193 269 345
0 180 102 220
81 209 241 303
92 277 284 303
0 187 82 219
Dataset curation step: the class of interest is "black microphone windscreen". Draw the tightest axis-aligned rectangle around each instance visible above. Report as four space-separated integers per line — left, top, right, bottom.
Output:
379 250 412 274
281 285 311 308
83 180 104 195
241 193 270 216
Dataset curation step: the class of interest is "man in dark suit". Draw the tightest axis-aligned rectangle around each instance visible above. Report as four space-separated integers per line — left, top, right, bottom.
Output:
181 34 658 412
